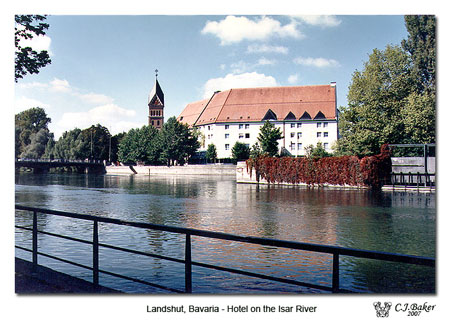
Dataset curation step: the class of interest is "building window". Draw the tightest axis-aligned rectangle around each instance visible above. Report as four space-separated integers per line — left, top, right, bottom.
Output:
245 124 250 129
239 124 244 129
324 143 329 149
290 123 295 128
298 143 302 150
323 122 328 128
239 133 244 139
225 125 229 130
290 132 295 138
297 132 302 138
317 123 322 128
317 132 322 137
225 133 229 139
297 123 302 128
290 142 296 151
225 144 230 150
245 133 250 139
157 120 160 126
208 126 211 131
324 132 328 137
207 135 210 139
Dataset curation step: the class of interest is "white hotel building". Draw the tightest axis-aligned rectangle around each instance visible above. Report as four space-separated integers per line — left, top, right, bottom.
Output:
177 83 339 159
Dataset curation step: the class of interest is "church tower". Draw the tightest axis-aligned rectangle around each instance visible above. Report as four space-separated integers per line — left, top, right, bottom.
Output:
148 69 164 129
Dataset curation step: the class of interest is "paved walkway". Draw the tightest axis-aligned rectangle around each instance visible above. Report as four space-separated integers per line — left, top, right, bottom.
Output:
15 258 121 294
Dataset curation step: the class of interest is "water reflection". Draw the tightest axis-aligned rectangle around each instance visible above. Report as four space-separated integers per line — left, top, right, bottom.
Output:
15 173 435 293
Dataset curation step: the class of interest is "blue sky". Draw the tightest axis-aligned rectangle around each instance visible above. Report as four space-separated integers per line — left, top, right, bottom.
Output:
13 14 413 138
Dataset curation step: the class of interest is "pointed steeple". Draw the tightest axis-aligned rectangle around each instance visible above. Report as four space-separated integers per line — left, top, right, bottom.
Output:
148 69 164 129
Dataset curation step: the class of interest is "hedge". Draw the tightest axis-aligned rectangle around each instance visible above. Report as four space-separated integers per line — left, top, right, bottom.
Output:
246 144 391 189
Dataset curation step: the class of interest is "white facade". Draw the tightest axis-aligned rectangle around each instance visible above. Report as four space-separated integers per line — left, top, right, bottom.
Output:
198 119 338 159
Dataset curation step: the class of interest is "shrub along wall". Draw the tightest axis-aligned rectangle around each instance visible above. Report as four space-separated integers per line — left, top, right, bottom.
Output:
246 144 391 189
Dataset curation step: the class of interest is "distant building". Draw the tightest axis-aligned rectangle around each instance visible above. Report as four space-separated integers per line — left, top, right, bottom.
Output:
178 83 338 159
148 73 164 129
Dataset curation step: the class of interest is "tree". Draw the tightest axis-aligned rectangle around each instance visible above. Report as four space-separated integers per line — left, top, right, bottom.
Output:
402 15 436 95
15 15 51 82
335 45 413 156
249 142 262 159
15 107 51 157
158 117 200 166
257 120 283 157
205 144 217 163
80 124 112 161
117 126 161 164
305 142 332 159
20 128 52 159
231 142 250 161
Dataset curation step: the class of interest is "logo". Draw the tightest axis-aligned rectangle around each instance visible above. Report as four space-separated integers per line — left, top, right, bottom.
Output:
373 302 392 318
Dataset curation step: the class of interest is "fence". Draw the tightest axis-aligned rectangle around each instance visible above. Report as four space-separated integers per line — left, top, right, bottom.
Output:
15 205 435 293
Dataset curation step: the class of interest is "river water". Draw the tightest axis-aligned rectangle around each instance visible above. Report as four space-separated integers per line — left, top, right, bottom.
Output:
15 172 436 294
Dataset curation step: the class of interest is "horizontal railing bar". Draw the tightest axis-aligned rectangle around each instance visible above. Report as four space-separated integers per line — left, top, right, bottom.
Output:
15 245 32 253
98 269 183 293
98 242 186 265
16 205 435 267
191 260 333 292
36 250 94 271
38 230 93 246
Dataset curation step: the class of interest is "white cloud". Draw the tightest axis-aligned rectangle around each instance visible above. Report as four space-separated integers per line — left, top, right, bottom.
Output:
202 72 277 98
55 104 139 138
247 44 288 54
15 96 50 113
50 78 72 93
78 93 114 105
293 56 340 68
257 57 276 66
201 16 303 45
292 15 342 27
287 74 299 84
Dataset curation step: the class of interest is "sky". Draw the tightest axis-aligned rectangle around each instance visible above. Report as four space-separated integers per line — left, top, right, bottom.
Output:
13 13 412 139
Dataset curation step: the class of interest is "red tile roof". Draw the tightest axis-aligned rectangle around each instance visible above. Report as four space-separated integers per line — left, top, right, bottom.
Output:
178 84 336 126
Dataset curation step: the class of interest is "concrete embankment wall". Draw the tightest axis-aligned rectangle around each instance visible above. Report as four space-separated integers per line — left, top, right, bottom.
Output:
106 164 236 176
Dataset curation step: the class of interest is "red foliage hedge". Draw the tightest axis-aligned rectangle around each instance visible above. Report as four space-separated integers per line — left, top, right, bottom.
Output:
246 144 391 189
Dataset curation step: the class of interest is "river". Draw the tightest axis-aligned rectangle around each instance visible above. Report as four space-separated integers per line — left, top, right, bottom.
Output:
15 172 436 293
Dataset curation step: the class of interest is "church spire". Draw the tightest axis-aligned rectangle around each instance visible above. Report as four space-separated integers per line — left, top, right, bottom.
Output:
148 69 164 129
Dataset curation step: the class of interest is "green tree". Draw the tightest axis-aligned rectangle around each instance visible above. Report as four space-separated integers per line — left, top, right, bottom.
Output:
336 45 413 156
305 142 332 159
231 142 250 161
20 128 52 159
402 15 436 94
80 124 112 161
15 15 51 82
52 128 86 160
158 117 200 166
15 107 51 158
117 126 161 164
205 144 217 163
249 142 262 159
257 120 283 157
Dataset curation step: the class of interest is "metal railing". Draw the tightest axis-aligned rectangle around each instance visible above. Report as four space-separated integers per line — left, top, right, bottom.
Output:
391 172 435 190
15 205 435 293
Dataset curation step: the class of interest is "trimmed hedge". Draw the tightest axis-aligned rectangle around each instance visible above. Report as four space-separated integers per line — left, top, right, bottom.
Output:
246 144 391 189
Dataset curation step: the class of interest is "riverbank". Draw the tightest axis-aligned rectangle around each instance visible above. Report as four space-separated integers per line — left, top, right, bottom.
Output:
105 164 236 176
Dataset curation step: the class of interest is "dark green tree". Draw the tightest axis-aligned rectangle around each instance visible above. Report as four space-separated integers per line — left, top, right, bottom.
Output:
117 126 161 164
80 124 112 161
205 144 217 163
20 128 52 159
402 15 436 94
257 120 283 157
231 142 250 161
335 45 413 156
159 117 200 166
15 15 51 82
15 107 51 158
52 128 86 160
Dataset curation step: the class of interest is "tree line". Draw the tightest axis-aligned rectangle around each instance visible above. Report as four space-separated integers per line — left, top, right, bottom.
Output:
15 108 200 166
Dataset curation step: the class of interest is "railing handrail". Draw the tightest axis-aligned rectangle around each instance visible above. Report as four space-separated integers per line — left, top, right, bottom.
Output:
15 205 434 266
15 205 435 293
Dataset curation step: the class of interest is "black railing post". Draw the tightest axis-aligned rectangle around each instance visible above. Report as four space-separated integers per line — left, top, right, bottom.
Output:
93 219 99 286
32 210 38 270
332 253 339 293
185 233 192 293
